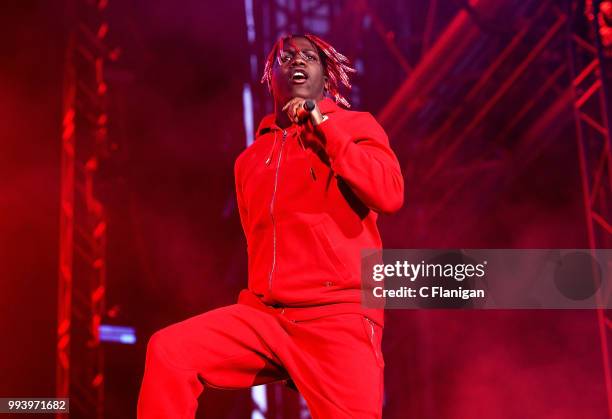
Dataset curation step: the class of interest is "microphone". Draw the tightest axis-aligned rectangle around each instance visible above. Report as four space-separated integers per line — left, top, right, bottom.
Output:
303 99 315 112
294 99 315 124
300 99 326 126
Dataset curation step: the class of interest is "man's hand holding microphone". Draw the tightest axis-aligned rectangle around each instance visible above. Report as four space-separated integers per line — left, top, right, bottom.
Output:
281 97 326 126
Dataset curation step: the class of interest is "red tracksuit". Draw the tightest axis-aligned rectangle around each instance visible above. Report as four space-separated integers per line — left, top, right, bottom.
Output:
137 97 404 418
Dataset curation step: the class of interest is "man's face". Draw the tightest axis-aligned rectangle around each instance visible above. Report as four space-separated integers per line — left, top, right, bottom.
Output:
270 37 326 105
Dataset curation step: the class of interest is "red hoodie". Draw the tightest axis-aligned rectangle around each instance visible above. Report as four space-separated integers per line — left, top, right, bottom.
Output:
234 97 404 328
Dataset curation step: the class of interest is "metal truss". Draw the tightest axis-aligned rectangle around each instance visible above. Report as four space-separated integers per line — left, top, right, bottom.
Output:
58 0 118 417
368 0 578 241
569 0 612 417
571 0 612 250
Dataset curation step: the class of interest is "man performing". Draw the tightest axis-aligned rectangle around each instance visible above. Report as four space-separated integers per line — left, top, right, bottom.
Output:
137 33 404 418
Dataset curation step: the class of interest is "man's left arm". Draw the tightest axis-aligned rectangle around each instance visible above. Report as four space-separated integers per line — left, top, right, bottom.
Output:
312 112 404 214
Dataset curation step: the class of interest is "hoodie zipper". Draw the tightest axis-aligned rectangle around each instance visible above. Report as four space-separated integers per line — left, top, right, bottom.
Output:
268 129 288 291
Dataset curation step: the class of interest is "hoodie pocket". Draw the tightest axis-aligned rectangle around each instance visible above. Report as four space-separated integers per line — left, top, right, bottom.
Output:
310 220 353 285
361 316 385 368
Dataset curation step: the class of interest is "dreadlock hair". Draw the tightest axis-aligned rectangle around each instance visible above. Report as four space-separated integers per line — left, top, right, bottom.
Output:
260 33 356 108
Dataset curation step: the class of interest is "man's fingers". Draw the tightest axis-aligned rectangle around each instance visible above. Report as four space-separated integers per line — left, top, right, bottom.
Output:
283 98 307 123
289 103 297 119
282 98 300 111
282 99 294 111
293 100 305 115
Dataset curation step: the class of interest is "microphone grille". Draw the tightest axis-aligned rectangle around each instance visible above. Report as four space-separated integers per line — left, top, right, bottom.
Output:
304 100 315 111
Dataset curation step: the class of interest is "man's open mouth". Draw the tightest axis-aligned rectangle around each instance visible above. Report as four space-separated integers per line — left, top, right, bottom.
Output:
290 70 308 84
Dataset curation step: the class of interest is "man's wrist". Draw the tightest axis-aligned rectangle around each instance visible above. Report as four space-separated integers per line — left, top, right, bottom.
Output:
312 112 328 126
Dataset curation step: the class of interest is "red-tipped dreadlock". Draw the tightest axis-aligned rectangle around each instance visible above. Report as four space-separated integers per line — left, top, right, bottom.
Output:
261 33 356 108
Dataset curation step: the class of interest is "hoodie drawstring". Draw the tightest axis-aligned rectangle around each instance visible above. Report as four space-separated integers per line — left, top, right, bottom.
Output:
264 131 278 166
297 127 317 181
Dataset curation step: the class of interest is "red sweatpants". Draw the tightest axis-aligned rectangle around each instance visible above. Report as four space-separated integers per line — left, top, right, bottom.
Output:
136 301 385 418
